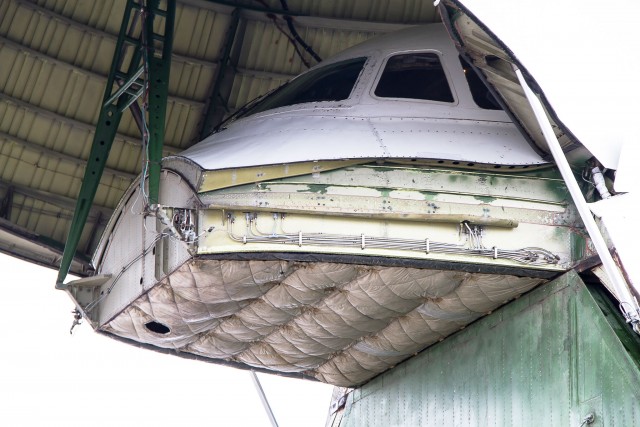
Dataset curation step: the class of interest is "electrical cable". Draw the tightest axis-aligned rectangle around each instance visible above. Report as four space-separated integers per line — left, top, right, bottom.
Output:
137 1 152 207
279 0 322 63
84 234 162 314
252 0 321 68
226 213 560 266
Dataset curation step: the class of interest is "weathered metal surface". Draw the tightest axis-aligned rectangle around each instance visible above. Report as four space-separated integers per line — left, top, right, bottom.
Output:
197 159 367 192
336 271 640 427
1 0 410 275
176 26 546 173
197 164 583 271
60 18 609 390
85 158 588 384
57 0 176 286
146 0 176 205
86 171 195 326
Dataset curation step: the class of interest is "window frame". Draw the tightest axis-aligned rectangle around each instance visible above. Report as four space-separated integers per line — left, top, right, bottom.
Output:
234 56 369 119
369 50 458 106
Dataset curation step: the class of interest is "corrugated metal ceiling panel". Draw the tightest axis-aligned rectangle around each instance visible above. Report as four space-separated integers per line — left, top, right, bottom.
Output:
250 0 438 23
0 0 440 274
2 0 206 147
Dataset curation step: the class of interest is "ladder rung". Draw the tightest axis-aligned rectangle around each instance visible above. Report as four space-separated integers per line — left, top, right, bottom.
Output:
125 85 143 95
104 66 145 108
124 35 141 45
152 9 167 18
119 87 145 112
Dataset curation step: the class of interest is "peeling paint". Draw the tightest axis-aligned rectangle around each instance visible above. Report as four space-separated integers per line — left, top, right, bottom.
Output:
474 195 497 203
570 231 586 262
300 184 329 194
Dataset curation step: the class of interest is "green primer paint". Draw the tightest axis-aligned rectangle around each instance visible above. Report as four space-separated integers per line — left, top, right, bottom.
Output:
420 192 438 201
472 195 497 203
570 231 586 262
299 184 329 194
375 188 392 198
338 271 640 427
543 179 571 201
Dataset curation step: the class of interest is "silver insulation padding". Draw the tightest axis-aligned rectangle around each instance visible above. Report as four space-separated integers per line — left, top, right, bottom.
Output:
102 259 544 386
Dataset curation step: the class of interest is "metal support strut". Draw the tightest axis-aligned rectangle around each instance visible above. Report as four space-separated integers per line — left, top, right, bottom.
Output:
514 66 640 333
56 0 175 288
250 371 280 427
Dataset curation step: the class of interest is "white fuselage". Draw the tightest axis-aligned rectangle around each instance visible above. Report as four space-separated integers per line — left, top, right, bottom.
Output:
70 24 585 388
174 25 545 171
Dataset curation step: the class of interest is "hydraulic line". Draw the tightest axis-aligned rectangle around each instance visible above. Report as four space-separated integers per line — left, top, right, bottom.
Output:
226 214 559 266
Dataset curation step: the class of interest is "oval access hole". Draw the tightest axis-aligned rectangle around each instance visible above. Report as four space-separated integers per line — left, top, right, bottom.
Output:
144 321 170 335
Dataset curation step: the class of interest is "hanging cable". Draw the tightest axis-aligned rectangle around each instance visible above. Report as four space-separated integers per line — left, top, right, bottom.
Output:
252 0 321 68
137 0 152 208
83 234 162 314
69 308 82 334
279 0 322 63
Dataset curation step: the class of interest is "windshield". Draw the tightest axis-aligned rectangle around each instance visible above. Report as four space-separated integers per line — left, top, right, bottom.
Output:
374 52 454 103
459 56 502 110
236 57 367 119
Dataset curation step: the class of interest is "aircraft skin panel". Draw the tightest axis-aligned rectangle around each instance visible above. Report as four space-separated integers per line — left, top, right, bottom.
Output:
445 0 640 172
369 117 538 164
73 171 195 326
179 115 387 169
175 24 546 172
333 271 640 426
197 160 367 193
438 2 640 328
589 193 640 300
318 25 469 69
196 165 579 273
75 161 587 386
178 115 544 171
62 23 598 387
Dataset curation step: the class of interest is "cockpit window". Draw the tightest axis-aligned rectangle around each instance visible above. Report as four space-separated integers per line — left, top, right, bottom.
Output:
459 56 502 110
374 53 454 102
236 57 367 118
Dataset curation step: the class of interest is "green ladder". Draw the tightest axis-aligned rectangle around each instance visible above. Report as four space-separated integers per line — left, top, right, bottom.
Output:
56 0 175 288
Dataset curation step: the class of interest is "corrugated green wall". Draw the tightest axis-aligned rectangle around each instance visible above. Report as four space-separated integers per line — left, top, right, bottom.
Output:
338 271 640 426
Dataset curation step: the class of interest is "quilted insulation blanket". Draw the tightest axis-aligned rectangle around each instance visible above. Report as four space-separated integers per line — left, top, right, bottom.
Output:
104 259 543 386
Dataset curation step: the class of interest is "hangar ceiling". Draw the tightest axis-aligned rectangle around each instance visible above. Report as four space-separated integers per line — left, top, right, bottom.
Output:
0 0 440 277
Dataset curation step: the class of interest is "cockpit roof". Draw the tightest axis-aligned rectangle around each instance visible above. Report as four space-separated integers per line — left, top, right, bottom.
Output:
175 24 545 173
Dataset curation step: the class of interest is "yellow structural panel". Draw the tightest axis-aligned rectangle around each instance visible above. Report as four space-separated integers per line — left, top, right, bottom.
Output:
198 160 367 192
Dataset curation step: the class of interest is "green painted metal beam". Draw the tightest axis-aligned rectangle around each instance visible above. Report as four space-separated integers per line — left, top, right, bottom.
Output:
199 8 244 139
56 0 175 287
146 0 175 205
0 186 13 220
